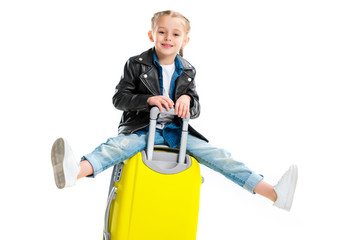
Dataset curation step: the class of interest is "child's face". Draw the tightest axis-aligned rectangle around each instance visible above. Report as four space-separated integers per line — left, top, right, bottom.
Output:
148 15 189 62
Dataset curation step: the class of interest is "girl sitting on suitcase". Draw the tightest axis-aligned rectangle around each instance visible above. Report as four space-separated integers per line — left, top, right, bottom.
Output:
51 10 298 211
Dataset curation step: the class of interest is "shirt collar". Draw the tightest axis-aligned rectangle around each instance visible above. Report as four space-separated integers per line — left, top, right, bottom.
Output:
153 50 183 72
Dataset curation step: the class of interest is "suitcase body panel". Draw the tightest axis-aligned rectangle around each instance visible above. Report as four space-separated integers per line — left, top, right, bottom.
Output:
106 150 201 240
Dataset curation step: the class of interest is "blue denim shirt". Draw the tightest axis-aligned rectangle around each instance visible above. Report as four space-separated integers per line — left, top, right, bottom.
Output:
135 52 184 148
153 51 183 99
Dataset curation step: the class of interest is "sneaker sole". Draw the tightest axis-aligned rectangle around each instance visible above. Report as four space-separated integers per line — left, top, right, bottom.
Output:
285 165 298 210
51 138 66 189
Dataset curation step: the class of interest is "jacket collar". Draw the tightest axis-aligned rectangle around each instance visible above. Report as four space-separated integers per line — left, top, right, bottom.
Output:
153 50 183 72
135 48 193 71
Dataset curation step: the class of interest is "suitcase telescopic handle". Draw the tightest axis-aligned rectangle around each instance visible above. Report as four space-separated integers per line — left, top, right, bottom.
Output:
147 107 189 163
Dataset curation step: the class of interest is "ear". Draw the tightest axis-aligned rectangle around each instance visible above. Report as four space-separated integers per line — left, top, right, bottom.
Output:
182 36 190 47
148 30 154 42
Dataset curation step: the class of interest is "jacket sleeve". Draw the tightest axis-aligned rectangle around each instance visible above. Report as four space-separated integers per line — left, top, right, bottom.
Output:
186 71 201 119
112 59 152 112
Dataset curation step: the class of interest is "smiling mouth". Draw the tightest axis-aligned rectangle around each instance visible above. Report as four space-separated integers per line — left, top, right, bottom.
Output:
161 43 173 48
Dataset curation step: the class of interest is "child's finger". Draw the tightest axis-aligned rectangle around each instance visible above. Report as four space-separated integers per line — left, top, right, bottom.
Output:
166 98 174 108
174 100 179 114
157 102 164 112
184 105 189 119
178 103 184 118
162 97 173 111
184 108 189 118
160 99 170 111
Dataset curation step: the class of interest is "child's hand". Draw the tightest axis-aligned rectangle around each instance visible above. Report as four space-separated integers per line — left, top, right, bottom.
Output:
147 96 174 112
175 95 191 118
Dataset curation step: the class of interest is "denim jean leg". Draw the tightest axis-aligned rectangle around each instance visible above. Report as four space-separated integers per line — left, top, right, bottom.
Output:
186 134 263 193
81 130 166 177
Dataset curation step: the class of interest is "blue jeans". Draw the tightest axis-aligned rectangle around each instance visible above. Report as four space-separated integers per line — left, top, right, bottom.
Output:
82 130 263 193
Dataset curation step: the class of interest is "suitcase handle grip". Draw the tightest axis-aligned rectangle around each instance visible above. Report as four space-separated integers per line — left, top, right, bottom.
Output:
147 107 189 163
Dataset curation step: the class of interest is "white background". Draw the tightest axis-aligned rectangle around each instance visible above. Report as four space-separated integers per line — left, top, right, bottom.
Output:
1 0 359 239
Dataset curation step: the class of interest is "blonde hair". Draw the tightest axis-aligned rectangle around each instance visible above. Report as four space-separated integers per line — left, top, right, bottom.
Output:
151 10 191 57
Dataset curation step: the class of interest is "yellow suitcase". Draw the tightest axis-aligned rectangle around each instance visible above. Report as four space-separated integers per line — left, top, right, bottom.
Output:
103 107 202 240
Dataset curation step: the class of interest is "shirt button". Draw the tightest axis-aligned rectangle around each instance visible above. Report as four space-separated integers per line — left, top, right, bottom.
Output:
188 78 192 82
144 74 148 78
139 58 143 61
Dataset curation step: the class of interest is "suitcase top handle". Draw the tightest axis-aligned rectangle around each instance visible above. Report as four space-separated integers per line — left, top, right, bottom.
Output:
147 107 190 163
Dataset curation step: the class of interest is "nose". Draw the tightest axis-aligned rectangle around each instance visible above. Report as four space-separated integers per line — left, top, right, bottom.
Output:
165 33 172 41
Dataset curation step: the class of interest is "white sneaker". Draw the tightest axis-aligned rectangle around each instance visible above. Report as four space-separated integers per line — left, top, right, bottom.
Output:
273 165 298 211
51 138 80 189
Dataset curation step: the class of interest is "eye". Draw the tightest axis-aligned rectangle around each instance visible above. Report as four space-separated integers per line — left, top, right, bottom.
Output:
159 31 165 34
174 33 181 37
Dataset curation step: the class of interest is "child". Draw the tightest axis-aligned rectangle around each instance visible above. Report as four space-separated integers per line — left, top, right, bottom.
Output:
51 10 298 211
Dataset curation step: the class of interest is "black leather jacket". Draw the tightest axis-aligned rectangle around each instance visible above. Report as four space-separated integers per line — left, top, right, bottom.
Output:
112 48 207 142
